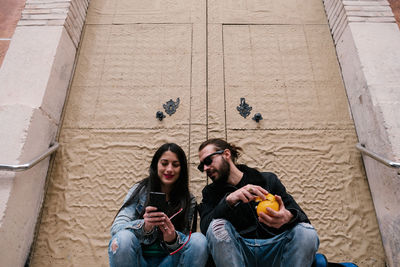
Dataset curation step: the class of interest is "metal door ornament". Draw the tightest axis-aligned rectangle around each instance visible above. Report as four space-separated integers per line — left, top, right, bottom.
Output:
237 98 252 118
163 98 180 116
156 111 166 121
252 113 263 123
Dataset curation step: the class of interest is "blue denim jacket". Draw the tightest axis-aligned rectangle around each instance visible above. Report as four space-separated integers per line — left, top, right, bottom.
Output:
110 183 197 248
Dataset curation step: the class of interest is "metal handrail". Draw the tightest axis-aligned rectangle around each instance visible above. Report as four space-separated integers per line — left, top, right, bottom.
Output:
0 142 59 172
356 143 400 171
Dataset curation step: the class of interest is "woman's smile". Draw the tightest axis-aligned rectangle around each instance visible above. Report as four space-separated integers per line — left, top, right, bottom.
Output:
158 150 181 191
163 173 175 179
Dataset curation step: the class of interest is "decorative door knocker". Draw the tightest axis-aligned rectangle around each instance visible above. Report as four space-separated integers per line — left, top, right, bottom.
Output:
163 98 180 116
156 111 166 121
237 98 252 118
252 113 263 123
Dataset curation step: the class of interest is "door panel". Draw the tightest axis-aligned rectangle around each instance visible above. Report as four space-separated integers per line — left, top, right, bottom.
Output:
86 0 204 24
31 1 207 265
65 24 193 130
209 0 385 265
223 24 353 130
208 0 327 24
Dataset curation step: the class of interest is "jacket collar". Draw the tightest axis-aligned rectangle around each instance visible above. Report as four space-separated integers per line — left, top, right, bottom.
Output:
236 164 265 186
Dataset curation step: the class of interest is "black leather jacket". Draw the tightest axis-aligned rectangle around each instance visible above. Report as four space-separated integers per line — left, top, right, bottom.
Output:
199 165 310 239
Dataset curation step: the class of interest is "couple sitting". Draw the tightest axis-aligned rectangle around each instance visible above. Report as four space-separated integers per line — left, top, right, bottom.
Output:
108 139 319 267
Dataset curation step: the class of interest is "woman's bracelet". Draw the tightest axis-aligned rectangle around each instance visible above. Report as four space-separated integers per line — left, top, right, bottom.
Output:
143 224 154 235
165 232 179 248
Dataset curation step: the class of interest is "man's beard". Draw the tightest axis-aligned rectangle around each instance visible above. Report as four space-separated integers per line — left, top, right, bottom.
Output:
209 158 230 185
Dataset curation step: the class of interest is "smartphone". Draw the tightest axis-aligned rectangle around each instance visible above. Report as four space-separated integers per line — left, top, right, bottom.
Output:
148 192 167 213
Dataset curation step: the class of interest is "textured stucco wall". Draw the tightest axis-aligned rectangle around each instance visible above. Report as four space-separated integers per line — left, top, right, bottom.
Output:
29 0 385 266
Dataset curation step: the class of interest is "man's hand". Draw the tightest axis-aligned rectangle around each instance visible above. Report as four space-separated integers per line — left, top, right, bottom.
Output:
258 195 293 229
226 184 269 207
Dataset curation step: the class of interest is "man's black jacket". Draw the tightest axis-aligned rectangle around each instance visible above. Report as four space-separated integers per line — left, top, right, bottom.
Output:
198 165 310 239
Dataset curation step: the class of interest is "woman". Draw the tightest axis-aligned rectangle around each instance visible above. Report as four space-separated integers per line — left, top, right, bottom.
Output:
108 143 208 267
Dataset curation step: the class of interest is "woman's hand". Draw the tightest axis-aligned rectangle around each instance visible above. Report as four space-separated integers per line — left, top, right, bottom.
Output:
159 215 177 243
143 206 177 243
143 206 165 233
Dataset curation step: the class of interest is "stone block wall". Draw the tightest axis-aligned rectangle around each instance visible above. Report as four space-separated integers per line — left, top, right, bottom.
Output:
0 1 90 266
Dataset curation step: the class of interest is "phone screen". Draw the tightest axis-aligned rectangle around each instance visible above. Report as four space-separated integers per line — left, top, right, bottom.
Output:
149 192 167 213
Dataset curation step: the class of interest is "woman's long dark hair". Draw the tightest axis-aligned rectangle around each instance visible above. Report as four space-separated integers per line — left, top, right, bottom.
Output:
116 143 191 231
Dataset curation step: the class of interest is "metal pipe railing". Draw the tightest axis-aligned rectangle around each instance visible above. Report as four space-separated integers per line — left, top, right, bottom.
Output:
0 142 59 172
356 143 400 174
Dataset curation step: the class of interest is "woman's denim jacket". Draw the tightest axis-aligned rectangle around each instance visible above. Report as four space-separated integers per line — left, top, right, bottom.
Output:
110 183 197 249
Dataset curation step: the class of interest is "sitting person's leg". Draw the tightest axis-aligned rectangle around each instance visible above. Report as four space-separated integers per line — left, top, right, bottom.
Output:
159 232 208 267
206 219 318 267
108 229 145 267
281 222 319 267
206 219 252 267
180 232 209 267
251 222 319 267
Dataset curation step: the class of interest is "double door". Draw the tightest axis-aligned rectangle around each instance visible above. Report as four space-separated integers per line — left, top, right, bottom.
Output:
30 0 384 266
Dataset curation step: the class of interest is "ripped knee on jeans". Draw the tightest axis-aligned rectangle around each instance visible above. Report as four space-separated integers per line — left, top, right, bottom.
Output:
110 238 119 254
210 219 230 240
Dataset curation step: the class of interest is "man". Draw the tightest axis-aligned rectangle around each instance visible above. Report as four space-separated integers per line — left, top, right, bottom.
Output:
197 138 319 267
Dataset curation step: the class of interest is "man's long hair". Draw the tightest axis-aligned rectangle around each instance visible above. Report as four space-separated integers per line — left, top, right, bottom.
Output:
199 138 243 163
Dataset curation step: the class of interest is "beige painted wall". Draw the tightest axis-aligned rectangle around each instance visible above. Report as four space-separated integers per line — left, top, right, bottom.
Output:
27 0 385 266
322 1 400 266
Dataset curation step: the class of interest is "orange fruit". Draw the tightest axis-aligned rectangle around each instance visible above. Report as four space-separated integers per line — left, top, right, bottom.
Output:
256 194 279 216
254 193 275 202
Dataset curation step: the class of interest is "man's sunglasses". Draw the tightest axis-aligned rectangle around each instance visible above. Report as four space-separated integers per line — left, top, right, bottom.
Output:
197 150 224 172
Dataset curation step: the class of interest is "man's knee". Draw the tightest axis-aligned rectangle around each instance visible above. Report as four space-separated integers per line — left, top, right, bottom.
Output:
291 223 319 251
206 219 234 241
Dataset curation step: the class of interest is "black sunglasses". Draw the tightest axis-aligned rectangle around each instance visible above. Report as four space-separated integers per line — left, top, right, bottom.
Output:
198 150 224 172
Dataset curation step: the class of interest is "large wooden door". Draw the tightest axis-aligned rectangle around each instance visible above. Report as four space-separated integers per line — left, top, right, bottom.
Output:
30 0 385 266
206 2 384 265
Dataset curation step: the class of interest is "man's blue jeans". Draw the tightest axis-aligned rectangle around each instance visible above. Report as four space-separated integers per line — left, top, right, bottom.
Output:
207 219 319 267
108 230 208 267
